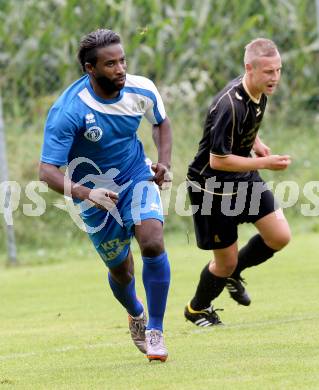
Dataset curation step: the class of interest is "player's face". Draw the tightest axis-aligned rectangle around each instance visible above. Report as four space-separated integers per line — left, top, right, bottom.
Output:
91 44 127 93
248 54 282 96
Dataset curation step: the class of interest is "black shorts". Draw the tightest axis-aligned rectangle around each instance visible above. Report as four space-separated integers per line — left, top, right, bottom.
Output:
187 179 279 250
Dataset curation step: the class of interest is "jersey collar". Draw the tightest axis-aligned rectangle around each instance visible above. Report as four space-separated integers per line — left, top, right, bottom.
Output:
85 75 124 104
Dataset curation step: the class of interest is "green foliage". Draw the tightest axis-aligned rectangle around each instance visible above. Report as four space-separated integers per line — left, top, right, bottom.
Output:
0 0 318 117
0 0 318 251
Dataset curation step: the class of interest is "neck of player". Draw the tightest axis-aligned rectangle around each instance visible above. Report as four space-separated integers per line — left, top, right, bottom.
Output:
243 74 262 102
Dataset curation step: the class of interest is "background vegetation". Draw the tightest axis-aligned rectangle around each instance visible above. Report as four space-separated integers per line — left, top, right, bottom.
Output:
0 0 318 256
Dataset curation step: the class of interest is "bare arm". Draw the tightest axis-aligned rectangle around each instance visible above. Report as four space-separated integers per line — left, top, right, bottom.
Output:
39 162 87 199
39 162 118 210
152 117 172 168
210 153 291 172
253 135 271 157
151 117 172 186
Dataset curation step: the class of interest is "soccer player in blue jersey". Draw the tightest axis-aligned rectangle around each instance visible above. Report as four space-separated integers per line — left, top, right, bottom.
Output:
39 29 172 362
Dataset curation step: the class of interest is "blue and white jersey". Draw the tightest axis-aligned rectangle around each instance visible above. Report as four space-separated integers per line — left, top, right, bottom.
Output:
41 73 166 186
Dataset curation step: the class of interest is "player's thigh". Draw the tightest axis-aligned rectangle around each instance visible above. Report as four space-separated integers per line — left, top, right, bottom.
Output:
134 218 164 256
254 209 291 250
129 180 165 256
128 179 163 226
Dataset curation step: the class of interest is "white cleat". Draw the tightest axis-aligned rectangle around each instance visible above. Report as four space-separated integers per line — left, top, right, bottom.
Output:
145 329 168 362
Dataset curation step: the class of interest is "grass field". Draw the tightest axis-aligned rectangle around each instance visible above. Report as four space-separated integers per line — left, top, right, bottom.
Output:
1 232 319 389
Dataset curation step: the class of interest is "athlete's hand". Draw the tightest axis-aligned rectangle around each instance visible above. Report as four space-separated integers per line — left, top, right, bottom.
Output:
87 188 119 210
253 139 271 157
264 155 291 170
151 162 172 189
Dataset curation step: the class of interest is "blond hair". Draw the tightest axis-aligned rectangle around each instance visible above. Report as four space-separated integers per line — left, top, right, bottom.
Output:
244 38 279 66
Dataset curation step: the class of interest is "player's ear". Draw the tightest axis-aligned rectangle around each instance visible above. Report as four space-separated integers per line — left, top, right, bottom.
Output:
85 62 94 75
245 63 253 74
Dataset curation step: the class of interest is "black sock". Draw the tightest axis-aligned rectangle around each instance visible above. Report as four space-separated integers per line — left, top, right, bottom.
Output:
190 263 226 310
231 234 276 279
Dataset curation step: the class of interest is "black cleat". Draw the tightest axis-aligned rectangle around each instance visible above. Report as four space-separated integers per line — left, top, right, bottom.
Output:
184 303 223 327
226 277 251 306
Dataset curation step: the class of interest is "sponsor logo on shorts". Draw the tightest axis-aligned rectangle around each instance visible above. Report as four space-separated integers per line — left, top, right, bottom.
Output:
214 234 221 243
100 238 131 261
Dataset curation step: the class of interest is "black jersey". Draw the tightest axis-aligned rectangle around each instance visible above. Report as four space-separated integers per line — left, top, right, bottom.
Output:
188 76 267 186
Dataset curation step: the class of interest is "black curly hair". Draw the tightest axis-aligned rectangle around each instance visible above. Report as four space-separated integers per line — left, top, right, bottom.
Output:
77 29 121 72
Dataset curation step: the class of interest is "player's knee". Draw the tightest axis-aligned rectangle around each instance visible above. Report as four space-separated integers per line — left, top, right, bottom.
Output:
109 258 134 285
140 237 164 257
220 263 237 277
110 269 133 285
212 259 237 277
265 230 291 251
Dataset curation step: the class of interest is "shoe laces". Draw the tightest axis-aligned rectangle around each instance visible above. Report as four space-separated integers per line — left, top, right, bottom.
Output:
148 330 161 346
205 306 223 321
227 277 246 292
130 316 145 335
238 276 247 285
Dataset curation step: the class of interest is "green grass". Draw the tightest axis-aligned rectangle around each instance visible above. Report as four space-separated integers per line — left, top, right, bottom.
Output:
1 233 319 389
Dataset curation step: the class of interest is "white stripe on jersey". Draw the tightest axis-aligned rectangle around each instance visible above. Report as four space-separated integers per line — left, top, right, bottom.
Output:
77 87 149 116
125 74 166 121
77 74 166 125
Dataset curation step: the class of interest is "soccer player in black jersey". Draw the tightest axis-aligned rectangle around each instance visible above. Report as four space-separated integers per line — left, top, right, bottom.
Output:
184 38 291 327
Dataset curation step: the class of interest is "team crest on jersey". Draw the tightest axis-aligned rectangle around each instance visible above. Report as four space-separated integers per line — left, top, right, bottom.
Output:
85 113 96 124
132 99 146 113
84 126 103 142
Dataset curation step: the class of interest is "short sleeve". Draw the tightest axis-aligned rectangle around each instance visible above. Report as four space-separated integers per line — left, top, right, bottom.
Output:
41 106 79 166
143 81 166 125
210 96 235 156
